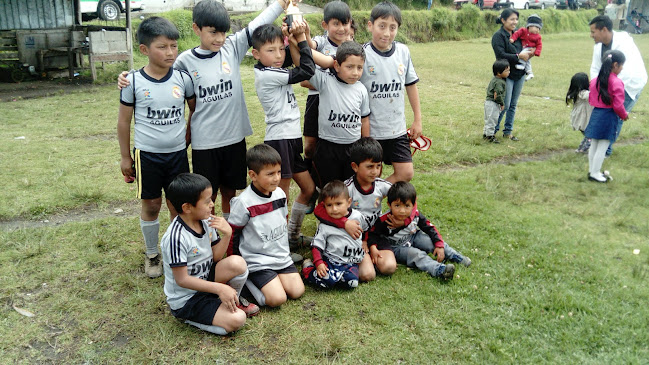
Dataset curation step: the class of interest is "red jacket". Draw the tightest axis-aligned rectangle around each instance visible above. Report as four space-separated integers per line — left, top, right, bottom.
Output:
511 27 542 57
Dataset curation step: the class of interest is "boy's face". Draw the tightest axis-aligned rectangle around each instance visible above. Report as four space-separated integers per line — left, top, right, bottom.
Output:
323 195 352 219
249 163 282 195
389 198 414 221
334 55 364 84
528 25 540 34
367 16 399 52
252 38 286 68
140 36 178 69
185 187 214 220
352 159 382 187
193 24 226 52
322 18 350 45
497 66 510 79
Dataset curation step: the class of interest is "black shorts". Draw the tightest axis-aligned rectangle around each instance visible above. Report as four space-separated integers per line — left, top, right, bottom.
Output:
312 139 354 189
265 138 309 179
377 134 413 165
170 262 221 325
134 148 189 200
303 94 319 138
248 263 298 290
192 139 247 191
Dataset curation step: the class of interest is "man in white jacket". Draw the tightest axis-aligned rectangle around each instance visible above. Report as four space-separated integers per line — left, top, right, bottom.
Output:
589 15 647 156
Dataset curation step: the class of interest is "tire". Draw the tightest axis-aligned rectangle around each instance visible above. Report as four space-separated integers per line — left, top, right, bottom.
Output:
98 0 120 21
524 2 529 8
541 3 546 9
553 2 557 8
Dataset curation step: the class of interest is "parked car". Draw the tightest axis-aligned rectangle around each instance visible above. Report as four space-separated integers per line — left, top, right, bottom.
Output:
454 0 500 9
556 0 596 9
80 0 144 21
525 0 558 9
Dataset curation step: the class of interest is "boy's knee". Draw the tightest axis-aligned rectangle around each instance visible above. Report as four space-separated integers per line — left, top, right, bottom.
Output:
286 281 305 299
264 292 288 308
225 255 248 275
221 310 247 332
359 270 376 282
379 262 397 275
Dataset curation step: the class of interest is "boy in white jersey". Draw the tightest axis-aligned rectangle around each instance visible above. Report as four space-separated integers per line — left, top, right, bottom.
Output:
361 1 423 184
118 0 292 218
367 182 472 280
117 17 196 278
302 180 367 289
228 144 305 307
306 41 370 189
161 173 258 335
313 137 394 282
251 22 316 249
300 0 352 162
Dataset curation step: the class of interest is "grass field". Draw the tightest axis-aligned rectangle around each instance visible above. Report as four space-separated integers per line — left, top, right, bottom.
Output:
1 32 648 363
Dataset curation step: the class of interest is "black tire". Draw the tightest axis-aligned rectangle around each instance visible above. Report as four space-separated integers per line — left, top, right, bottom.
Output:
524 2 529 8
11 67 24 83
98 0 120 21
541 3 546 9
553 2 557 8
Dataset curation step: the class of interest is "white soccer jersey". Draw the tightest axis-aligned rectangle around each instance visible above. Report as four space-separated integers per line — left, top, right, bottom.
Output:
254 41 315 141
309 70 370 144
161 216 220 310
360 42 419 140
173 3 283 150
344 175 391 228
312 209 368 265
307 35 339 96
120 68 195 153
228 184 292 272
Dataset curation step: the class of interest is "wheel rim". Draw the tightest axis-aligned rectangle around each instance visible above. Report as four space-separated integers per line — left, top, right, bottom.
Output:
104 3 118 20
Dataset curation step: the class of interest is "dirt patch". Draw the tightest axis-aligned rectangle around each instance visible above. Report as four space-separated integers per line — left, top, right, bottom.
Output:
0 78 98 102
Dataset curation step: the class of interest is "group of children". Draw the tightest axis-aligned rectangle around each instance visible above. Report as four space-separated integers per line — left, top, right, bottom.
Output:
117 0 471 335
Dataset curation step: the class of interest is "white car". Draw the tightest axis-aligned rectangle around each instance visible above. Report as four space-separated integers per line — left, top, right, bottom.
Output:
497 0 557 9
80 0 145 21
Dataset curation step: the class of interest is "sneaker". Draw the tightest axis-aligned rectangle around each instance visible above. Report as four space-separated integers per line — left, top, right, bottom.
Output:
440 264 455 280
484 135 500 144
588 173 607 183
237 297 260 317
144 254 163 278
289 235 312 250
290 252 304 264
525 73 534 81
504 134 519 141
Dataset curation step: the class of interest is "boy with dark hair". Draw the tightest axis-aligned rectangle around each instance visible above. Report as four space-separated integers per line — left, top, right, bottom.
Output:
119 0 293 218
302 180 367 289
367 181 472 280
161 173 258 335
361 1 422 183
251 22 316 247
301 0 353 161
483 59 510 144
228 144 305 307
118 16 196 278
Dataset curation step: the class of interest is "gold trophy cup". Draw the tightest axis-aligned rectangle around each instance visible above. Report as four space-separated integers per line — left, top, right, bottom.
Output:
285 0 303 29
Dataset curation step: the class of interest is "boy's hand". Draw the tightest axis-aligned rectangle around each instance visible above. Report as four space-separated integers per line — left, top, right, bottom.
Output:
369 245 382 264
409 122 423 141
344 219 362 239
117 71 130 90
433 247 445 263
509 38 514 43
120 156 134 178
386 214 405 230
290 19 306 36
362 240 369 254
209 216 233 237
281 20 290 38
215 284 239 313
316 263 328 278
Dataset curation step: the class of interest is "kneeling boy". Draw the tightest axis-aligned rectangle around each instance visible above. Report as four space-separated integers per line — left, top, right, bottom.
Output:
367 181 472 280
161 173 258 335
228 144 305 307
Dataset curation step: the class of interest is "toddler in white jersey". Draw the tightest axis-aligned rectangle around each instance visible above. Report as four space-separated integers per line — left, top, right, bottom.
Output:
228 144 305 307
302 180 368 289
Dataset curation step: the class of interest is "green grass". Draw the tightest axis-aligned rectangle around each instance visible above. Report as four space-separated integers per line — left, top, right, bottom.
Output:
1 32 648 363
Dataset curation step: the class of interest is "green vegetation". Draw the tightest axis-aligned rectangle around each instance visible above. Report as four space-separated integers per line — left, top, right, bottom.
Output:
1 32 648 363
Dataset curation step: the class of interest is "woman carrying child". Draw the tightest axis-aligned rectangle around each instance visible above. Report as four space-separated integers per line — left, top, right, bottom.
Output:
566 72 593 153
584 50 628 183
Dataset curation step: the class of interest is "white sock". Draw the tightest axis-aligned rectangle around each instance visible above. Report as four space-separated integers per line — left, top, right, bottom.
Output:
288 202 308 240
227 269 248 297
591 139 609 177
140 218 160 257
245 280 266 307
184 320 228 335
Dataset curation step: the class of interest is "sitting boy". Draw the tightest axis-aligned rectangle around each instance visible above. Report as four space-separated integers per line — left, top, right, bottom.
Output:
117 16 196 278
228 144 305 307
161 173 258 335
367 181 472 280
302 180 368 289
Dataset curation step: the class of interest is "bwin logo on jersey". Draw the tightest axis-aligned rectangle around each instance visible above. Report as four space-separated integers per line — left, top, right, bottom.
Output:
369 80 402 93
328 110 360 124
146 106 183 119
260 223 287 242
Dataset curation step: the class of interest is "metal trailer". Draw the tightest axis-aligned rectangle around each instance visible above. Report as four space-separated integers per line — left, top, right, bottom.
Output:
606 0 649 33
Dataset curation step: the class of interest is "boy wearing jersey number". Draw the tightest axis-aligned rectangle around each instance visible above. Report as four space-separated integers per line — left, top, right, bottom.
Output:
361 1 422 183
228 145 305 308
117 17 196 278
118 0 292 218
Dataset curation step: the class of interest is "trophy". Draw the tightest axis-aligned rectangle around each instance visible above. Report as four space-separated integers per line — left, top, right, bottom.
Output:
285 0 303 29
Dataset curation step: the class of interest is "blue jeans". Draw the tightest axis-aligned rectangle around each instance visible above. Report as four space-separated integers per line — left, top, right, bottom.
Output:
427 0 433 9
496 76 525 136
607 90 641 155
391 231 466 278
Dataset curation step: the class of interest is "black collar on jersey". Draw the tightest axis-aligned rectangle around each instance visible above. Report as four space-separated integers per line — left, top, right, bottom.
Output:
254 62 265 70
353 175 375 195
251 183 273 199
327 37 340 48
176 216 206 238
139 67 174 83
191 47 218 59
370 42 396 58
345 208 352 218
